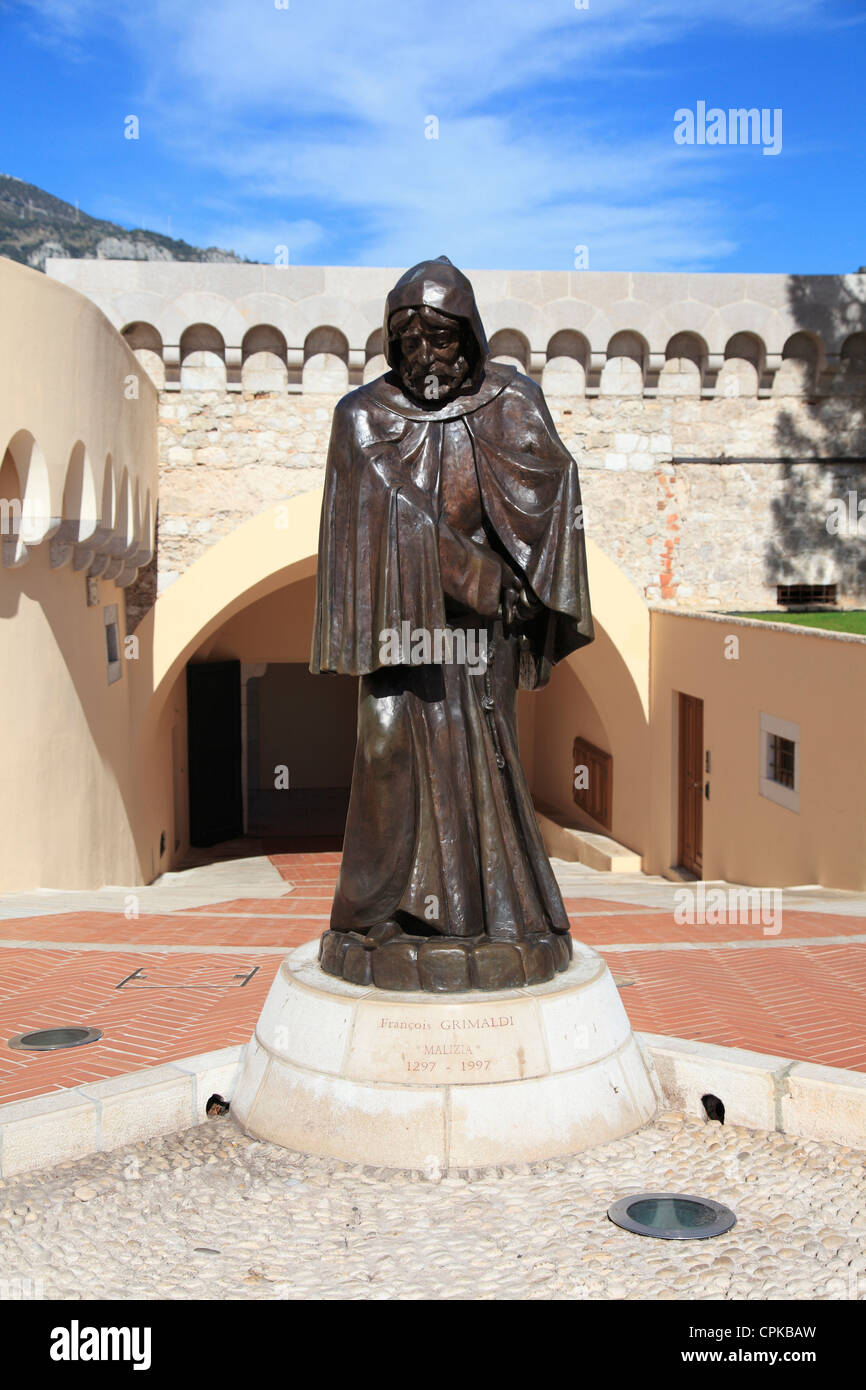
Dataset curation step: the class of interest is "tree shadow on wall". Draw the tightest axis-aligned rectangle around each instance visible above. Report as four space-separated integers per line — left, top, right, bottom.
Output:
765 460 866 591
767 276 866 596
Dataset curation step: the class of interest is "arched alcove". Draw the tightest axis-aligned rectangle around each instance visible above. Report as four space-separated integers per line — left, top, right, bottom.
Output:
122 321 165 388
180 323 227 391
303 326 350 393
113 468 137 556
725 331 765 370
241 325 288 393
828 332 866 395
488 329 529 372
364 328 387 383
77 452 119 570
600 331 646 396
0 429 53 558
658 332 706 396
58 441 99 544
774 331 821 395
0 445 23 567
542 330 588 396
717 331 764 397
840 331 866 371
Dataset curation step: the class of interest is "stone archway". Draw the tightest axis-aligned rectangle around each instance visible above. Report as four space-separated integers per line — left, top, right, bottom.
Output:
139 492 650 861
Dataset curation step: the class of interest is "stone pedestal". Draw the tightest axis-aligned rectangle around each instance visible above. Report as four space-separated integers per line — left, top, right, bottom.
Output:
232 939 657 1169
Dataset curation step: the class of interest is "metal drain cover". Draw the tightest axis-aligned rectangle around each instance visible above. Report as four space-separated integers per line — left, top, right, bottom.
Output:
608 1192 736 1240
7 1026 103 1052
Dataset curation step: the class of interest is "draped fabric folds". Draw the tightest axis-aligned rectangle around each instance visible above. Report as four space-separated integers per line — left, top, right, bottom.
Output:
310 364 593 691
309 259 594 943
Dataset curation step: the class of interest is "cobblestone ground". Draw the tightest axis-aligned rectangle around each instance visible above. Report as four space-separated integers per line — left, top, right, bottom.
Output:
1 1115 863 1301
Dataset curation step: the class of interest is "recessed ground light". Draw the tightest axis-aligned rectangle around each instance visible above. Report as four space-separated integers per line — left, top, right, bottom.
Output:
7 1026 103 1052
608 1192 736 1240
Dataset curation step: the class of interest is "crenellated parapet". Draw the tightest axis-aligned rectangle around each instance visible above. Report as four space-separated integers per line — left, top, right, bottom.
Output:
0 257 158 589
30 258 866 614
45 260 866 400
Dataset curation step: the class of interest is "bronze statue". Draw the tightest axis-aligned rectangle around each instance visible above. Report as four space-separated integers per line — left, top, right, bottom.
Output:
311 257 593 992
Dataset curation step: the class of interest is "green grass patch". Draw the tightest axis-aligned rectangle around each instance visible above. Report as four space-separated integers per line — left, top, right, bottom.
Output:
728 610 866 635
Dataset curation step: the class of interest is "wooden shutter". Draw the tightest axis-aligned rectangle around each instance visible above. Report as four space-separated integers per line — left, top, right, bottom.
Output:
572 736 612 830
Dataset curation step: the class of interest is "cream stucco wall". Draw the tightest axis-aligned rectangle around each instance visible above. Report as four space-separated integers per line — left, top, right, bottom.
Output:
649 611 866 890
0 257 157 566
0 534 193 891
0 546 144 888
197 574 318 664
529 543 651 858
0 257 159 889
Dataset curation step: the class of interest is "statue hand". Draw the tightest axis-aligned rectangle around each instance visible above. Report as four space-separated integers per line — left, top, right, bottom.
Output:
500 563 541 627
515 585 542 621
500 564 522 626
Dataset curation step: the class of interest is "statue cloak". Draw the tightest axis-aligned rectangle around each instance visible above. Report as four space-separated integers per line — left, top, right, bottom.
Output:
310 260 593 941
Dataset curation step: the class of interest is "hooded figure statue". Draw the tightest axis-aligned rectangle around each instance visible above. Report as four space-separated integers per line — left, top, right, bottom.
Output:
311 257 593 992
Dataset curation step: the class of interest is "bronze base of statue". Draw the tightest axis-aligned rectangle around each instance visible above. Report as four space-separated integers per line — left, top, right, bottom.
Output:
318 923 573 992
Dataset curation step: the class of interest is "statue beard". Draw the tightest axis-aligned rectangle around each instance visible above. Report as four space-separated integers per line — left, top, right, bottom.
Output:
398 352 472 404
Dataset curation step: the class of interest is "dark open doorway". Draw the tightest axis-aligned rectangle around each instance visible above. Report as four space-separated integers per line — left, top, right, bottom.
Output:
186 660 244 847
245 663 357 837
185 659 357 854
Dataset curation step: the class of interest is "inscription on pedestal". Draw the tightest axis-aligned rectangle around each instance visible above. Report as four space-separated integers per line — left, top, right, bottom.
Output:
346 997 547 1084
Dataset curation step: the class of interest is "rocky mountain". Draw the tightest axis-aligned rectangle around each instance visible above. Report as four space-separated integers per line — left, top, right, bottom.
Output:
0 174 248 270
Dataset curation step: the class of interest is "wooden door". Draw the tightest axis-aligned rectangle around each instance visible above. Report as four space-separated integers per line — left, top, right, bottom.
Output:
677 693 703 876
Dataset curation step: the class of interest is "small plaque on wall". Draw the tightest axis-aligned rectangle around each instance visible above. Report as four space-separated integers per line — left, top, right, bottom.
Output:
572 736 612 830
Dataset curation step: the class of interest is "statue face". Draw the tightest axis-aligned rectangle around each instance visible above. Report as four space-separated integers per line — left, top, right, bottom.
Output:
390 305 473 404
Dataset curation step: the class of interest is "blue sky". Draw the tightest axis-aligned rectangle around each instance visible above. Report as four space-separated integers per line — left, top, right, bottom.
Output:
1 0 863 272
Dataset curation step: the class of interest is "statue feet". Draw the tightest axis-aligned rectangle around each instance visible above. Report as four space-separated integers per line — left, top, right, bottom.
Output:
318 924 572 992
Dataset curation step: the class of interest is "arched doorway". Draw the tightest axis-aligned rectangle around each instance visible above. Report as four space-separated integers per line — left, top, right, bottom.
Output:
142 494 651 866
184 574 357 844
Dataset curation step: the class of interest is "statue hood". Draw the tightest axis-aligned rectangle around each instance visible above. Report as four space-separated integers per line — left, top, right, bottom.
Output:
383 256 489 369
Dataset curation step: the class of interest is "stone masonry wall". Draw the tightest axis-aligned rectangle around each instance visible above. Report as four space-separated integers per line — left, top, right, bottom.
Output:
147 387 866 614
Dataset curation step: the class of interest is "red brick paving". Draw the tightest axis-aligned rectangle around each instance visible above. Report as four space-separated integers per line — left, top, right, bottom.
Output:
564 910 866 945
0 912 325 947
609 944 866 1072
0 950 281 1104
0 852 863 1104
562 898 667 915
271 863 340 882
176 895 333 914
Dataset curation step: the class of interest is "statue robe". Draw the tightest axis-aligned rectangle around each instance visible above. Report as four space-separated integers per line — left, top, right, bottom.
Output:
310 361 594 940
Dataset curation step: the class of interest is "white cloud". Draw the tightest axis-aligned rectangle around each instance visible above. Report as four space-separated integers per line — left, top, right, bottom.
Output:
194 218 326 263
17 0 825 267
